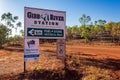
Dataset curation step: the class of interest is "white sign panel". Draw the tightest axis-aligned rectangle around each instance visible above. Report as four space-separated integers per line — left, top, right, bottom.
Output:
24 7 66 39
57 39 66 59
24 38 39 62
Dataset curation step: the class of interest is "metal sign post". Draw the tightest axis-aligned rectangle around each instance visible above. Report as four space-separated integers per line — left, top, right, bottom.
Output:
24 61 26 73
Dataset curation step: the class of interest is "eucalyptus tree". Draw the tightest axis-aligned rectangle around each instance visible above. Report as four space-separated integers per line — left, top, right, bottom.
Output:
1 12 17 27
1 12 22 35
79 14 91 27
79 14 91 43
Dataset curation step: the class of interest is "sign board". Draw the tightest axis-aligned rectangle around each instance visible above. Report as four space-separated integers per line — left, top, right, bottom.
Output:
24 38 39 62
57 39 66 59
24 7 66 39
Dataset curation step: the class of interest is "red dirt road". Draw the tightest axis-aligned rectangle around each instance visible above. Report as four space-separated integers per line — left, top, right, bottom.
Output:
0 44 120 79
67 45 120 59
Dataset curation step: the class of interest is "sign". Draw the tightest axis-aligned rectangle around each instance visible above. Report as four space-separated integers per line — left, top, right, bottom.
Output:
57 39 66 59
27 28 64 37
24 7 66 39
24 38 39 62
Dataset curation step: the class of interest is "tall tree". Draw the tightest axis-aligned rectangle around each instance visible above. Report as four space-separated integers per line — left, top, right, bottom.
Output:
1 12 22 35
79 14 91 27
15 22 22 33
79 14 91 43
1 12 18 27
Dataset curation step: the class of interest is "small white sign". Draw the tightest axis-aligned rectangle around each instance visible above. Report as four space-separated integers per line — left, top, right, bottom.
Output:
24 38 39 62
57 39 66 59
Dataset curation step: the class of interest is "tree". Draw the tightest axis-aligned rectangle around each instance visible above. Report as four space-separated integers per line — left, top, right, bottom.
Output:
94 21 97 26
79 14 91 27
97 19 106 26
105 22 113 32
1 12 17 27
71 25 80 39
87 24 95 40
79 14 91 43
20 29 24 37
1 12 22 35
15 22 22 33
0 24 10 48
80 25 91 43
66 26 73 39
111 22 120 42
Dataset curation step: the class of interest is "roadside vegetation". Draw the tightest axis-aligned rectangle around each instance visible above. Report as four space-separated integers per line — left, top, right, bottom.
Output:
0 13 120 48
0 12 23 48
66 14 120 44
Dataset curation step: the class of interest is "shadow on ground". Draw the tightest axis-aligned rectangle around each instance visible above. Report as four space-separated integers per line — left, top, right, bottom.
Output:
82 57 120 71
0 53 119 80
3 47 24 52
0 68 82 80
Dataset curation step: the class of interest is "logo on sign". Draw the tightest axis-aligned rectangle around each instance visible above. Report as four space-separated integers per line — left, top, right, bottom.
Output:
27 40 35 48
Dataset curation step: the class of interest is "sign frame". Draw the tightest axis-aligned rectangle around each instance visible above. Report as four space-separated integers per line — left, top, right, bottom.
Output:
24 7 66 39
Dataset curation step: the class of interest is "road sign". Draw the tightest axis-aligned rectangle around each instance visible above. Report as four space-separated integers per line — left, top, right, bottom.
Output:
24 7 66 39
24 38 39 62
57 39 66 59
27 28 64 38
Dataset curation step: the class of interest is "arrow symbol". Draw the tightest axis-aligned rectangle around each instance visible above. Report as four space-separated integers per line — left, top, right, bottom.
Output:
29 29 35 36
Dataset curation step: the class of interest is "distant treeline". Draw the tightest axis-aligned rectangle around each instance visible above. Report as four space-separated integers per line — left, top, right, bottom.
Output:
66 14 120 43
1 13 120 48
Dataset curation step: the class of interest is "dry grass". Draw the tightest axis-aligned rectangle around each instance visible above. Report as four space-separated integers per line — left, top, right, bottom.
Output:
0 40 120 80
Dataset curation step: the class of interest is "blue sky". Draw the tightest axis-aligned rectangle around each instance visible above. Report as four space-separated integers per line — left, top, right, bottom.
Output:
0 0 120 27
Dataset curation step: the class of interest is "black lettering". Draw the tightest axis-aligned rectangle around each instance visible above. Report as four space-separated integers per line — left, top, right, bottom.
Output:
56 22 58 25
27 12 32 18
61 17 64 21
52 22 54 25
42 21 45 25
38 21 41 24
50 14 54 20
55 16 58 20
46 21 48 25
49 22 51 25
33 13 37 18
37 14 40 19
34 21 37 24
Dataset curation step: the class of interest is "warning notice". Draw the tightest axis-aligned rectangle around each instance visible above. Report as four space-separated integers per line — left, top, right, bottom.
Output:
57 39 66 59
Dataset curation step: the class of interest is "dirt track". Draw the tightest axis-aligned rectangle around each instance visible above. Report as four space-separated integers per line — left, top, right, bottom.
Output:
0 44 120 79
67 45 120 59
